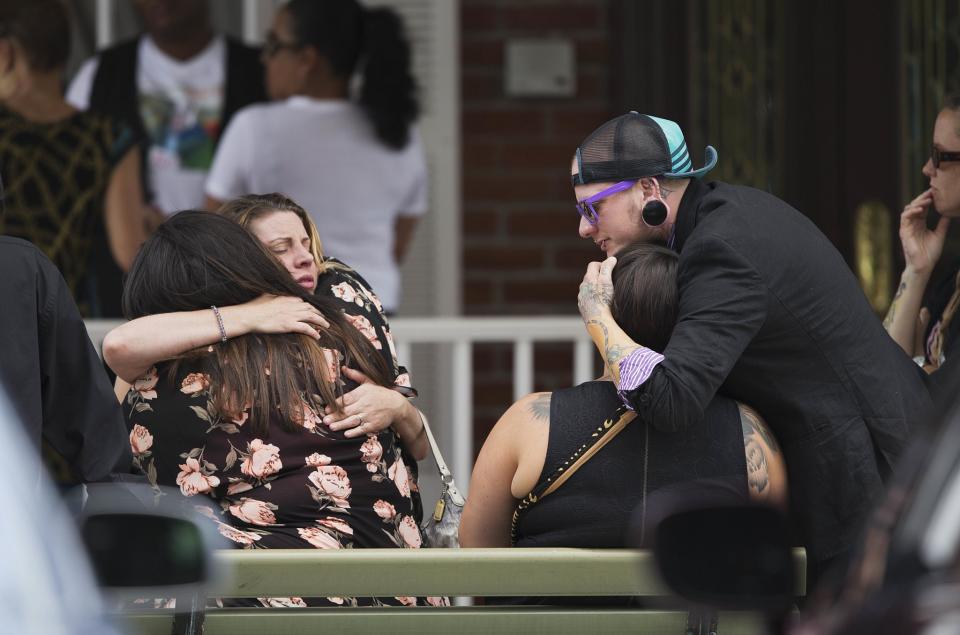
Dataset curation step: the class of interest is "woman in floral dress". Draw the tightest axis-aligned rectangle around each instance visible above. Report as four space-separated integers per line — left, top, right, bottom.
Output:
117 211 441 608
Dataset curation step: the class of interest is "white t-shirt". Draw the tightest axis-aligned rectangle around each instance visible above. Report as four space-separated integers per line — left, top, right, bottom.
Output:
67 36 227 214
206 97 428 312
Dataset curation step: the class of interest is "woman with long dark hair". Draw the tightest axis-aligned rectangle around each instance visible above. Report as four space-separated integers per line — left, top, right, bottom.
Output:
204 0 425 313
120 211 433 607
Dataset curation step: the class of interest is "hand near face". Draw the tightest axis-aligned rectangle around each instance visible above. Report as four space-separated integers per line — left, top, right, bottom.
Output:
578 256 617 322
901 189 949 275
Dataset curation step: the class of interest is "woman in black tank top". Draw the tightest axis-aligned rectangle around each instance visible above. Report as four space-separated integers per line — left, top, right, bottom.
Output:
460 243 786 556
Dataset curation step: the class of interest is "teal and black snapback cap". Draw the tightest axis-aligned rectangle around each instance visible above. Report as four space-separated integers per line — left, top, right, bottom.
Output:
572 111 718 185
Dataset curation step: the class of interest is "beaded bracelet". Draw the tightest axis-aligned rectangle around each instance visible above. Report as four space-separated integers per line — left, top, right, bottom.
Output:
210 305 227 343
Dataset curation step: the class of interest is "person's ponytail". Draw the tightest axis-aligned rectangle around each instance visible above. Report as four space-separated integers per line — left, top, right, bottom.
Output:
358 7 419 150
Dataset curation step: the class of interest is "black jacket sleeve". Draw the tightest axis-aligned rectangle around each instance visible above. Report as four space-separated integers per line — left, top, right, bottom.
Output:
626 234 767 432
35 253 131 481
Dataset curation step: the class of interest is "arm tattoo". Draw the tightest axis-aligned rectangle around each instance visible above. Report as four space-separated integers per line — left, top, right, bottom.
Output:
883 281 907 329
587 318 628 373
739 405 779 496
527 393 551 421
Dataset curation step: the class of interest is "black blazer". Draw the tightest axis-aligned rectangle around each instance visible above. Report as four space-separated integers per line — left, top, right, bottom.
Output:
624 178 932 567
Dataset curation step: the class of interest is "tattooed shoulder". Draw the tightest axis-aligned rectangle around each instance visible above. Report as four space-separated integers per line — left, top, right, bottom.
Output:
527 392 552 421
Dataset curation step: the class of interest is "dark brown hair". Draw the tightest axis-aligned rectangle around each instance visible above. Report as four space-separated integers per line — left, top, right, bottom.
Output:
611 242 679 353
122 210 391 436
0 0 70 72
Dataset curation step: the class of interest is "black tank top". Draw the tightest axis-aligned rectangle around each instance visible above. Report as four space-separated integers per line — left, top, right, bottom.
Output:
513 381 748 550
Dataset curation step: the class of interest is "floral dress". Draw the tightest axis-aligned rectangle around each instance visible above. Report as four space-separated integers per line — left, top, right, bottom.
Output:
123 260 445 608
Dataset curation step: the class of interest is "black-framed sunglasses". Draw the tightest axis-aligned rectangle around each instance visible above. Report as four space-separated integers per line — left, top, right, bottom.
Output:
932 145 960 170
262 32 303 58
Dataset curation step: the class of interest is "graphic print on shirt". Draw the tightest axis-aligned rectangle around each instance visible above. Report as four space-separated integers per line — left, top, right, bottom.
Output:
139 82 222 173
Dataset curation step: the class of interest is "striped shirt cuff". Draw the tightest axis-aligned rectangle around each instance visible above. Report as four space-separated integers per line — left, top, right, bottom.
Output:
617 348 665 409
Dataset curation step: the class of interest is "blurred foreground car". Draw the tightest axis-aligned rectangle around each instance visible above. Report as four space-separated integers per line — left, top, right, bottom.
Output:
654 389 960 635
0 389 217 635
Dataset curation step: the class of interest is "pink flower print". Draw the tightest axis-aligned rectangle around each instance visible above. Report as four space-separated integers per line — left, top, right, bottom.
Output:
327 596 345 605
317 516 354 535
398 515 422 548
261 597 307 608
176 458 220 497
320 348 341 383
330 282 362 306
232 408 249 427
228 498 277 526
305 453 332 467
133 367 159 399
373 500 397 520
299 401 323 431
180 372 211 395
226 480 253 496
360 435 383 472
388 455 411 497
241 439 282 478
385 329 397 361
345 314 381 349
129 424 153 455
361 286 384 313
217 523 262 546
427 596 450 607
395 596 417 606
297 526 342 549
394 372 411 388
308 465 352 508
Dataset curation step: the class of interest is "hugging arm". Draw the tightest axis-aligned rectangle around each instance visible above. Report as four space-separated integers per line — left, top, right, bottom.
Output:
584 237 767 432
102 295 328 383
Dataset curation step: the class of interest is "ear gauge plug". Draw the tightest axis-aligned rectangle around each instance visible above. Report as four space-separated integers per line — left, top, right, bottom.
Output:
641 199 668 227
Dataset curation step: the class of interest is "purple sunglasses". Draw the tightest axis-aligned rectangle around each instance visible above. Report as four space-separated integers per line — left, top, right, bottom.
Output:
575 180 637 225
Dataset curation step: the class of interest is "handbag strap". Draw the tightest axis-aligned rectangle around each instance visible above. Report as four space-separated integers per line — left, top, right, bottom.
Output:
418 411 465 506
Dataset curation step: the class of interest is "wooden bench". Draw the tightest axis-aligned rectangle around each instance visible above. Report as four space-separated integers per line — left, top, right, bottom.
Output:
119 547 807 635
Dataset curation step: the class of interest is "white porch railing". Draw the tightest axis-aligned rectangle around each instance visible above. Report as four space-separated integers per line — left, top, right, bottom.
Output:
84 317 597 495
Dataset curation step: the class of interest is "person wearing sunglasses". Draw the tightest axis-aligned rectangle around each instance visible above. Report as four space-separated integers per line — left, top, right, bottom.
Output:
572 111 930 589
203 0 426 315
884 93 960 373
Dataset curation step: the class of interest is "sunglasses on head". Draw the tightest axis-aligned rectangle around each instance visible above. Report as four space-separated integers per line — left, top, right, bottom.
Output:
932 145 960 169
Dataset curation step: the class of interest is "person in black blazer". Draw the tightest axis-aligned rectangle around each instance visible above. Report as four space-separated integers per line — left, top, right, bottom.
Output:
571 111 931 587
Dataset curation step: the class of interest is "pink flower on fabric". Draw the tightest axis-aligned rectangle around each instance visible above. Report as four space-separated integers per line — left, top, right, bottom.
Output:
394 372 411 388
330 282 362 306
398 515 422 548
227 481 253 496
217 523 262 546
297 527 342 549
427 596 450 607
300 401 323 431
305 453 331 467
388 455 411 497
385 329 397 361
373 500 397 520
228 498 276 526
260 597 307 608
129 424 153 455
317 516 354 535
320 348 341 383
180 372 211 395
345 314 381 349
309 465 352 508
133 367 159 399
360 435 383 470
232 409 249 427
176 458 220 496
241 440 282 478
395 596 417 606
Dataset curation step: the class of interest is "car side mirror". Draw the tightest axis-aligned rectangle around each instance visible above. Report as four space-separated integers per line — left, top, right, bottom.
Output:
77 484 223 597
653 505 797 614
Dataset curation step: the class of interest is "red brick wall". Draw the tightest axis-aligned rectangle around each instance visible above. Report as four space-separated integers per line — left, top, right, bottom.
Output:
460 0 621 444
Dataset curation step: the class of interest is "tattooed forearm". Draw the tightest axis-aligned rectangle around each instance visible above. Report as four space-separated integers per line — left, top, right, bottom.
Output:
527 393 551 421
882 281 907 329
739 405 776 495
578 280 613 322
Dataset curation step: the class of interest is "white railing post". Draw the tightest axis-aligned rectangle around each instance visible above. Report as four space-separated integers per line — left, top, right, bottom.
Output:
574 339 596 385
512 339 534 400
451 340 472 497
